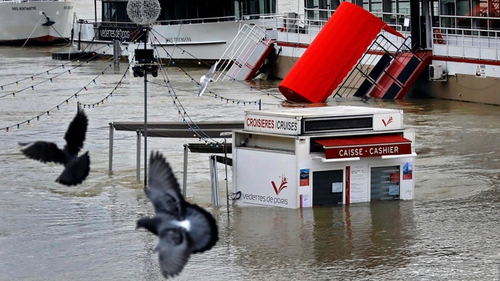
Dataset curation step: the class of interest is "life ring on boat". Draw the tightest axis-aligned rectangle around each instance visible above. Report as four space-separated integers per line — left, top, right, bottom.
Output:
433 30 446 44
280 25 287 32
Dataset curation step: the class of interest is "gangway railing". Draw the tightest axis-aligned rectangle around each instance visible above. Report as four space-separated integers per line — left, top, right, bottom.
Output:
212 24 275 82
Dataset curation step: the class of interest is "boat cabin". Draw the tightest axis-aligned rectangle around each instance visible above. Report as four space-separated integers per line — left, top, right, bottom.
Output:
232 106 416 209
95 0 277 41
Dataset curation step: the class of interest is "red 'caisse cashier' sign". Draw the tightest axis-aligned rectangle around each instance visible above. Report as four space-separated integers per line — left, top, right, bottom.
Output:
315 134 412 159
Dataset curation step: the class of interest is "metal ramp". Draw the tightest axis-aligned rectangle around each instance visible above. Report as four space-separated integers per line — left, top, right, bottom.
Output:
334 35 431 100
213 24 275 82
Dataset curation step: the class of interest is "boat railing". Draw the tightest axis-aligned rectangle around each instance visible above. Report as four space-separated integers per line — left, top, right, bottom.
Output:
154 13 283 26
275 9 411 45
1 0 64 2
432 26 500 61
156 15 237 25
301 7 410 32
95 21 138 28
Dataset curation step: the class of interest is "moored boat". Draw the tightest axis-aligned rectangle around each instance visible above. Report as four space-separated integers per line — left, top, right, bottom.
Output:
70 0 500 105
0 0 74 45
273 1 500 105
72 0 290 63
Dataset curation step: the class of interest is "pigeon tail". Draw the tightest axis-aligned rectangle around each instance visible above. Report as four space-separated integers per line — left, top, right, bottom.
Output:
56 151 90 186
157 227 192 278
185 203 219 253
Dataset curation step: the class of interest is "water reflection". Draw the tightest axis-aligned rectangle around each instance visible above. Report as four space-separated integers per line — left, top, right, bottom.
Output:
228 201 415 273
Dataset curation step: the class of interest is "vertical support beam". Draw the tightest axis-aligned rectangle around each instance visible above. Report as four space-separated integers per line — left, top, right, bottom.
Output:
113 39 120 69
224 139 230 212
136 130 141 181
144 72 148 187
209 155 220 208
108 123 114 173
182 144 189 196
410 0 421 49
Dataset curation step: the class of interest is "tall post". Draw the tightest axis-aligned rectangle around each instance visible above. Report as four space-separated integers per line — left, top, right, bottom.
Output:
144 70 148 187
143 28 150 187
224 138 229 213
109 123 114 173
183 144 188 196
126 0 161 187
137 130 141 181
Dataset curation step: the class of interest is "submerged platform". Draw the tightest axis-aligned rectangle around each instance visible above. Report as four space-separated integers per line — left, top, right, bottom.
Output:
52 51 97 61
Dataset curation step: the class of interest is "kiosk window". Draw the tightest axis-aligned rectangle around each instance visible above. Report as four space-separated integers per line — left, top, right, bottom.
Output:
370 165 400 201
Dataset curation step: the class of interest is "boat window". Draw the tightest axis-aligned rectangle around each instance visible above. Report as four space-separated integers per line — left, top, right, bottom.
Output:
102 1 131 23
156 0 276 23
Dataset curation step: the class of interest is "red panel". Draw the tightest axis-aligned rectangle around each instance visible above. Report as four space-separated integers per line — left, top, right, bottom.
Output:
315 135 412 159
278 2 404 103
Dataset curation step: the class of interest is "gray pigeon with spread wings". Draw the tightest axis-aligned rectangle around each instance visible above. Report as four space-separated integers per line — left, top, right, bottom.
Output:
137 151 218 279
20 110 90 186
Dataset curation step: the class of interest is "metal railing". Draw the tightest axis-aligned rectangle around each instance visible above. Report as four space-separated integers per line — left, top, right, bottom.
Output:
432 26 500 60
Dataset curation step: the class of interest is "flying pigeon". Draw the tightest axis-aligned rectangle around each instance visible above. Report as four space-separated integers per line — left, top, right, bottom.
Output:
20 109 90 186
137 151 218 278
198 62 218 97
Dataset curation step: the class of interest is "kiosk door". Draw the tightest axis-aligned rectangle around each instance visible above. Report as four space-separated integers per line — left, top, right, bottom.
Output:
313 170 343 206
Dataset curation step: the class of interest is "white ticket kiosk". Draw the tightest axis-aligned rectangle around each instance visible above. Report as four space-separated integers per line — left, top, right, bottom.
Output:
232 106 416 209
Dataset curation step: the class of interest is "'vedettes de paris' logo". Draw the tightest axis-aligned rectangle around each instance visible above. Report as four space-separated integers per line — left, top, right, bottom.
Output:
271 174 288 196
382 116 393 127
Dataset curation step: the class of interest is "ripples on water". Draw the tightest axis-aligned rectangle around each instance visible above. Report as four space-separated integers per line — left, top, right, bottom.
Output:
0 46 498 280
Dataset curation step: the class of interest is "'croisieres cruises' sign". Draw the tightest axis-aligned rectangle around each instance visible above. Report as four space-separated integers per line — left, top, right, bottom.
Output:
244 114 300 135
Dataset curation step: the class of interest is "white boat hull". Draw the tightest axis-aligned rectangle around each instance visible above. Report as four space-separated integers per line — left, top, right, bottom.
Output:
151 21 253 61
0 1 74 44
75 18 280 62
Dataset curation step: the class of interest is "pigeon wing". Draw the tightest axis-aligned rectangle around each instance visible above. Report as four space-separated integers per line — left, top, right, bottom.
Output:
157 227 192 278
146 151 185 216
55 151 90 186
64 110 88 156
198 62 218 97
21 141 66 164
184 203 218 253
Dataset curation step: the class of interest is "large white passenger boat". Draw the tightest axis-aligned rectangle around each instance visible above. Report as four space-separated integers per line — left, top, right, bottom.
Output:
0 0 74 45
73 0 286 62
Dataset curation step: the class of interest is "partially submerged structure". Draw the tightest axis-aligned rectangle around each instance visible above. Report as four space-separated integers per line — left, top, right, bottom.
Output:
232 106 416 209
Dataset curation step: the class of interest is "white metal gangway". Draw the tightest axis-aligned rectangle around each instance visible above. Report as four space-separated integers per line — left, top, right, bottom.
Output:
212 24 275 82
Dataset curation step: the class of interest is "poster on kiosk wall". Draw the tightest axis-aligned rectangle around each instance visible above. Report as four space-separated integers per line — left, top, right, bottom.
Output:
236 149 297 208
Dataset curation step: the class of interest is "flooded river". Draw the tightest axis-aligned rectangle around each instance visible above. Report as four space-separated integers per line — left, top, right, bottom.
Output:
0 46 498 280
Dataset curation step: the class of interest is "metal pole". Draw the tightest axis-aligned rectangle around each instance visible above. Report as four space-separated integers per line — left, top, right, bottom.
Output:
224 139 229 213
144 72 148 187
210 155 220 207
109 123 114 173
136 130 141 181
143 28 148 188
183 144 188 196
